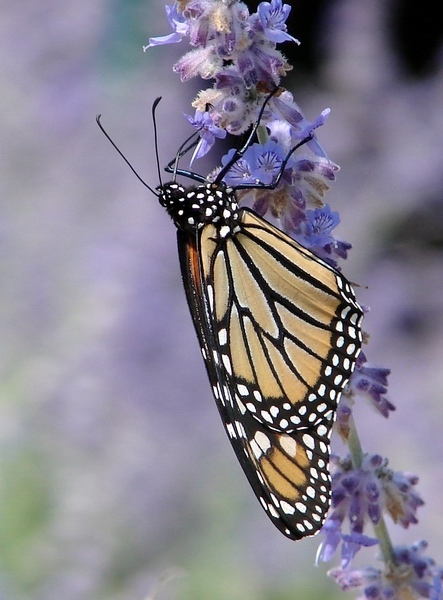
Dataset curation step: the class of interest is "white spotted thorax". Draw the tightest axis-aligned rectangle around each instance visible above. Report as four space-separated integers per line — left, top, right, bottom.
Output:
159 181 241 238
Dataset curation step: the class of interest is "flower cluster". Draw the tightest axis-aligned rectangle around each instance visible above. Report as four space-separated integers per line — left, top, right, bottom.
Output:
329 541 443 600
148 0 353 267
317 454 425 565
146 0 298 112
147 1 443 598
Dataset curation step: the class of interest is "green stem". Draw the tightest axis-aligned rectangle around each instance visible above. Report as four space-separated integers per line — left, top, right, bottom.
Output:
256 124 268 145
373 517 397 569
346 413 364 468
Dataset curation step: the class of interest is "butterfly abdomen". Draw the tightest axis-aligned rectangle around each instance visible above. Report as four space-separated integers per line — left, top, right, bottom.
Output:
158 181 241 237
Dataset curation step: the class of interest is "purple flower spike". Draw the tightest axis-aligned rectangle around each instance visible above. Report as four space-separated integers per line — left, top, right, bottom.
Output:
146 1 443 593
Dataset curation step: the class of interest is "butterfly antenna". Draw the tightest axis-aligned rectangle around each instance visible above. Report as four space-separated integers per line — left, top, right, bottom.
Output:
96 115 159 197
152 96 202 182
151 97 163 187
170 130 202 181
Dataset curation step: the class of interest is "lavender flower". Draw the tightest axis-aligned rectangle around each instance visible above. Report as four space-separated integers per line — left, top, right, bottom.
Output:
348 352 395 417
144 4 189 48
257 0 300 44
146 1 442 598
317 518 379 568
184 109 227 162
299 204 340 250
220 140 286 186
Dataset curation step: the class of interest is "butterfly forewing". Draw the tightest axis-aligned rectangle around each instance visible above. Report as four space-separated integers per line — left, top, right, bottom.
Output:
201 210 362 431
177 207 363 540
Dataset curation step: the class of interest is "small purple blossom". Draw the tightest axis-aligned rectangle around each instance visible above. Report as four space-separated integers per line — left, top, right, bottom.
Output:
144 4 189 49
249 143 284 184
290 156 339 205
299 204 340 249
317 519 378 568
329 238 352 260
328 565 381 596
317 519 343 563
257 0 300 44
293 203 349 266
187 1 249 56
272 93 331 157
340 533 380 569
221 140 286 187
431 572 443 600
220 149 255 186
383 470 424 528
348 352 395 417
184 109 227 163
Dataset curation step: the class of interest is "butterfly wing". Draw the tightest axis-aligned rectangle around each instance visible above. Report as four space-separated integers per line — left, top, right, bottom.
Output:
177 209 363 540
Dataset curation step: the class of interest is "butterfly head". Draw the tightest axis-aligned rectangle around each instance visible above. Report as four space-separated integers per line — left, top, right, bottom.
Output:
158 181 241 236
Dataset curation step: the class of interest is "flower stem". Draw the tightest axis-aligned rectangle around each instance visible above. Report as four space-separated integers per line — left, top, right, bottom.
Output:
346 413 364 469
256 124 268 145
373 517 397 569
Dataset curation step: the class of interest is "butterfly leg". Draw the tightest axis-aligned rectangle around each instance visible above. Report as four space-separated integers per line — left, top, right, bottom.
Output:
215 86 280 183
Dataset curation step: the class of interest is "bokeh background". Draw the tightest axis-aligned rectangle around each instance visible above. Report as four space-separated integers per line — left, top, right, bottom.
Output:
1 1 443 599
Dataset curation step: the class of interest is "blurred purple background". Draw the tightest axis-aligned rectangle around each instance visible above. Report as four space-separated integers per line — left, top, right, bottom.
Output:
1 2 443 599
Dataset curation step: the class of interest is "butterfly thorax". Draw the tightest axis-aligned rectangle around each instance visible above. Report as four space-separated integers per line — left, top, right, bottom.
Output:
158 181 241 237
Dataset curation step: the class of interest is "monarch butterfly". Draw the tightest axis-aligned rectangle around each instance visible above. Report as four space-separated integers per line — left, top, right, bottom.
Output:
97 92 363 540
